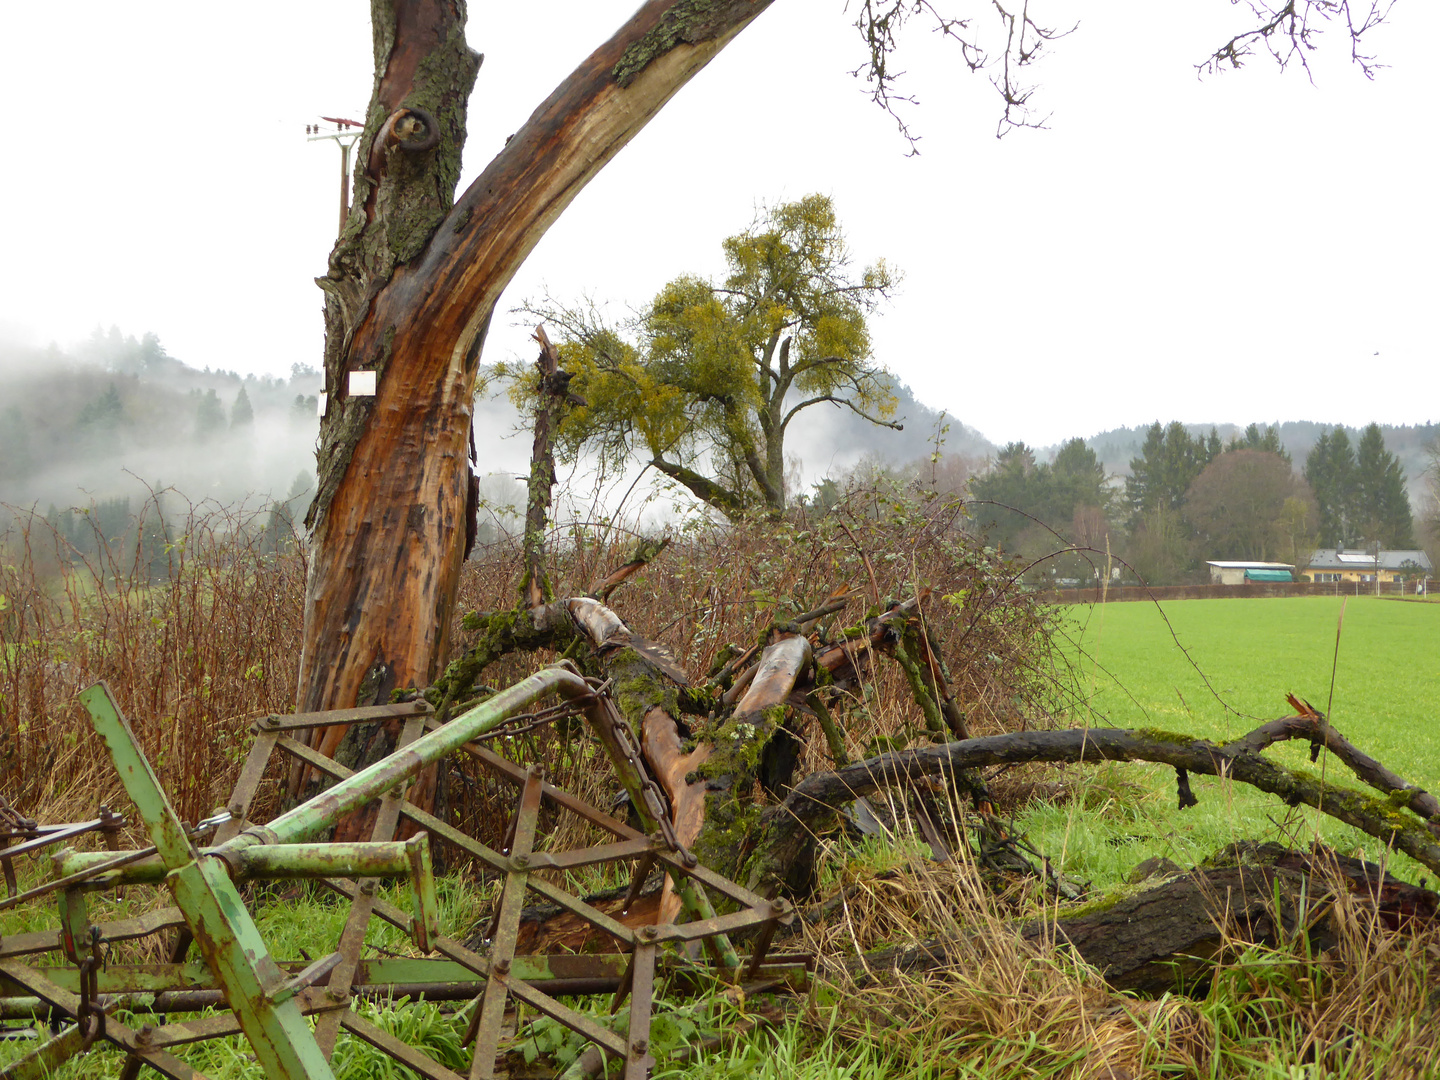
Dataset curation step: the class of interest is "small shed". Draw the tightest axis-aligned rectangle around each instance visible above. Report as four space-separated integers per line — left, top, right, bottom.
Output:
1206 561 1296 586
1244 568 1293 582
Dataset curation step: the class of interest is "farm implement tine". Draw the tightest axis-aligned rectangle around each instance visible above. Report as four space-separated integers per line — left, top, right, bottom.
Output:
466 768 543 1079
313 712 426 1059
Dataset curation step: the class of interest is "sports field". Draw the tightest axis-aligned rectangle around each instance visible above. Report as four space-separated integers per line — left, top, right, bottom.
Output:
1020 595 1440 886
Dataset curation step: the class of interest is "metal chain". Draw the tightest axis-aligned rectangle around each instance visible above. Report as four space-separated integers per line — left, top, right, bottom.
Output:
76 925 106 1051
584 685 689 860
472 700 587 744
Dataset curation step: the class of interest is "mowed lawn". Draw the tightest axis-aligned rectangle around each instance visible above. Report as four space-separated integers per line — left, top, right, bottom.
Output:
1020 596 1440 887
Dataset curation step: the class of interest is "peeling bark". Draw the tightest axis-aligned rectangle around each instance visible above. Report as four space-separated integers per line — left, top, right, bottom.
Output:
295 0 774 747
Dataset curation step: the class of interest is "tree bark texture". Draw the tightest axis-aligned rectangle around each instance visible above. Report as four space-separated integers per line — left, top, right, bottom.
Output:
295 0 775 723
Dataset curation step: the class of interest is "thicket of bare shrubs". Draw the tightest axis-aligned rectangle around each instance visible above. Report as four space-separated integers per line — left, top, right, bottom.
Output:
1 479 1069 848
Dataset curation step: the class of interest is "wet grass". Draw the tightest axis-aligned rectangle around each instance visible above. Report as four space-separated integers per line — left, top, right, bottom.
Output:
1024 596 1440 889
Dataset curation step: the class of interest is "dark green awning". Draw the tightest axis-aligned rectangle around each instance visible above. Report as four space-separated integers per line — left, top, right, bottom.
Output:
1244 569 1293 582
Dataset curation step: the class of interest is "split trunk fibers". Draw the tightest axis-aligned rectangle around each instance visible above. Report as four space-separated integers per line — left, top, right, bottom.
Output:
291 1 773 825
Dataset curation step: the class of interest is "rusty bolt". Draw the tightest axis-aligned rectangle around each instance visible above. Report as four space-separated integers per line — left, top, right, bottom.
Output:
511 854 529 870
136 1023 155 1045
493 958 510 975
631 1038 649 1055
771 898 790 916
639 925 658 941
360 879 378 896
327 986 349 1002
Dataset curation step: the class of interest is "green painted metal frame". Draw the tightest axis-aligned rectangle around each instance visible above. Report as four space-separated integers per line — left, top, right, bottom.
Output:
0 673 803 1080
79 682 340 1080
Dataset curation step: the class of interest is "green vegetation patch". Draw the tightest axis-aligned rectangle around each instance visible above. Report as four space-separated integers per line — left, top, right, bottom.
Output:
1026 596 1440 887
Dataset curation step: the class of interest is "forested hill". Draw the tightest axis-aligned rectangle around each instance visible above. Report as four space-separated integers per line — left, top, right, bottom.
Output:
0 328 327 513
1079 421 1437 496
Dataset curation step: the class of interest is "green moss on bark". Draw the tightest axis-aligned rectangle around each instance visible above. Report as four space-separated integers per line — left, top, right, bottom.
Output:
611 1 761 88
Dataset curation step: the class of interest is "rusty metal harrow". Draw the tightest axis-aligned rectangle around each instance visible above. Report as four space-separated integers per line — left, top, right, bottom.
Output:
0 665 805 1079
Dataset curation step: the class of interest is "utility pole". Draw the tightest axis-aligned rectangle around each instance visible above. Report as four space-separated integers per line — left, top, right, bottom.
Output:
306 117 364 236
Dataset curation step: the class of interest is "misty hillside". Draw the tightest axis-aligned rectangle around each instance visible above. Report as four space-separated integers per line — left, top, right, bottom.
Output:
0 329 1000 526
0 328 326 514
780 377 997 483
3 328 1431 524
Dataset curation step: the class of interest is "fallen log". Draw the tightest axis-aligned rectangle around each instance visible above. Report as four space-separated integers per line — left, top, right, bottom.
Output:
847 844 1439 996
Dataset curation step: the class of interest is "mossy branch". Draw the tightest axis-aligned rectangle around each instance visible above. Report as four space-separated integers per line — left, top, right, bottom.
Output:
747 721 1440 898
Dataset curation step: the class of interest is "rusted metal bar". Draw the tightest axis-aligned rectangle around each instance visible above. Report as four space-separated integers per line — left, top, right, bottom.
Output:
504 976 628 1057
623 942 657 1080
468 770 543 1079
4 1021 89 1080
0 817 121 864
0 907 187 961
455 738 771 910
53 837 428 885
340 1010 467 1080
217 729 280 843
283 737 640 947
0 960 201 1080
257 700 433 733
315 712 426 1058
1 844 160 913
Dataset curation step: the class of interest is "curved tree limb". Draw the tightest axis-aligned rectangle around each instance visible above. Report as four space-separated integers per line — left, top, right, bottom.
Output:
780 393 904 434
649 457 748 518
749 720 1440 897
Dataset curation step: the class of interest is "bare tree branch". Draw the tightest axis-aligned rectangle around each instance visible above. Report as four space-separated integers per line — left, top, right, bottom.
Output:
1199 0 1397 80
781 393 904 433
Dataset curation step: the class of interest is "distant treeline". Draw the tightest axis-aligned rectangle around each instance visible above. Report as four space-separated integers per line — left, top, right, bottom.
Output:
0 327 324 513
909 421 1435 587
3 327 1435 591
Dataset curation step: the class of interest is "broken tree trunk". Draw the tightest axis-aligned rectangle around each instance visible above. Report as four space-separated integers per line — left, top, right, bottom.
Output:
293 0 775 789
1027 844 1440 994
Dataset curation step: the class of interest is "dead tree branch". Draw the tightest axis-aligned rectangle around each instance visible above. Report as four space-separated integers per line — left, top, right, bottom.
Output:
751 719 1440 897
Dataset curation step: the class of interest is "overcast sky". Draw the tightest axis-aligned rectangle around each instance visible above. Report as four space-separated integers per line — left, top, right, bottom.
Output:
2 1 1435 453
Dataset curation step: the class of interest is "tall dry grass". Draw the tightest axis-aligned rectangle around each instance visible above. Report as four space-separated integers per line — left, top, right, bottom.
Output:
1 494 307 832
2 479 1069 859
799 800 1440 1079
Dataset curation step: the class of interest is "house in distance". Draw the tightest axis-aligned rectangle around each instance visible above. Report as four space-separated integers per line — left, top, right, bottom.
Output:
1300 549 1434 586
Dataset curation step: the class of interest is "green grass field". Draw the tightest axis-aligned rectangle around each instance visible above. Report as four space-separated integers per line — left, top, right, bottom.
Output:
1017 595 1440 888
